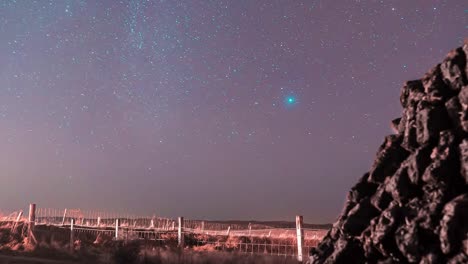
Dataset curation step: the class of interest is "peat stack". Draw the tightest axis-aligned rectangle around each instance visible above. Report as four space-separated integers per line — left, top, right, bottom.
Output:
310 44 468 264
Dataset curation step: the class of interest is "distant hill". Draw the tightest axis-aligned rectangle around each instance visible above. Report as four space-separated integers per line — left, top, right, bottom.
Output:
206 220 332 230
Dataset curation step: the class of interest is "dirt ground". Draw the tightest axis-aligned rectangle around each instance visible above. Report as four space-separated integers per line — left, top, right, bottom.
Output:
0 254 80 264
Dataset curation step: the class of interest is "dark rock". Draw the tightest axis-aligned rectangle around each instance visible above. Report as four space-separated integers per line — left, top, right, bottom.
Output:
446 239 468 264
418 182 451 227
331 199 358 239
310 45 468 264
391 118 401 134
385 165 419 203
328 222 342 240
310 235 336 263
369 201 402 257
348 173 378 204
445 96 463 135
406 146 433 185
395 222 422 263
400 80 425 108
439 194 468 255
342 198 379 236
370 183 393 211
376 258 395 264
361 226 377 259
404 198 423 222
447 253 468 264
459 86 468 133
460 140 468 184
322 238 365 264
419 253 443 264
369 135 409 183
460 85 468 106
464 42 468 75
401 104 420 150
416 101 450 145
421 130 458 184
440 47 467 92
422 64 455 103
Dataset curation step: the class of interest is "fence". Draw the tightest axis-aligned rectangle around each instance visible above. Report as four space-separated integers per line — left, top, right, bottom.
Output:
0 204 327 262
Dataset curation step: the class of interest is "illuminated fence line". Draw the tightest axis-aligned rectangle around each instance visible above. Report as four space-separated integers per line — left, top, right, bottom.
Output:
33 208 325 240
191 239 319 258
35 208 178 230
0 210 21 222
1 204 327 262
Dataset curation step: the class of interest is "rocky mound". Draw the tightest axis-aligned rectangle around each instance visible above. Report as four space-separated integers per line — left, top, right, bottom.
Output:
310 44 468 264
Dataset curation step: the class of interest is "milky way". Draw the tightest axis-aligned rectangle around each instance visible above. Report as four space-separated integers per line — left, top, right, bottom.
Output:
0 0 466 222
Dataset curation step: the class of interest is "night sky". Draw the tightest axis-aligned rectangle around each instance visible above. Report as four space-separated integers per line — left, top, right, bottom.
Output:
0 1 466 223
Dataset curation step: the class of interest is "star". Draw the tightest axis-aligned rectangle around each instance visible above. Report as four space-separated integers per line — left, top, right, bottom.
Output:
0 0 464 224
285 96 297 106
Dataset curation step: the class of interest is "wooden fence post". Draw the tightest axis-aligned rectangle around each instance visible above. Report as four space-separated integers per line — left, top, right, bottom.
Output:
16 211 23 223
12 211 23 232
70 219 75 253
28 204 37 245
115 219 119 239
28 204 36 226
97 216 101 227
296 215 304 263
178 217 184 248
226 226 231 236
61 209 67 226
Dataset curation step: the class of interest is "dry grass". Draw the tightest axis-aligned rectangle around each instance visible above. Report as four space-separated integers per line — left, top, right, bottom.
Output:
0 222 309 263
118 244 301 264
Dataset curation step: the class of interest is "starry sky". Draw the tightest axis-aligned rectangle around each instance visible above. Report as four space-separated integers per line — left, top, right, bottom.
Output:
0 0 466 223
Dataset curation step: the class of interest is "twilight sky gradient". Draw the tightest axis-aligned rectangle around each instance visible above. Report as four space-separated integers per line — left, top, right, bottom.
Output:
0 0 466 223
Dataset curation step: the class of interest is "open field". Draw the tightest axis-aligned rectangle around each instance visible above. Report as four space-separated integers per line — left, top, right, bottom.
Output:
0 223 311 263
0 207 328 263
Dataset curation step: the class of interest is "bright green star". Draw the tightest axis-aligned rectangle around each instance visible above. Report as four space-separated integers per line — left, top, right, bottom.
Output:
285 96 296 105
